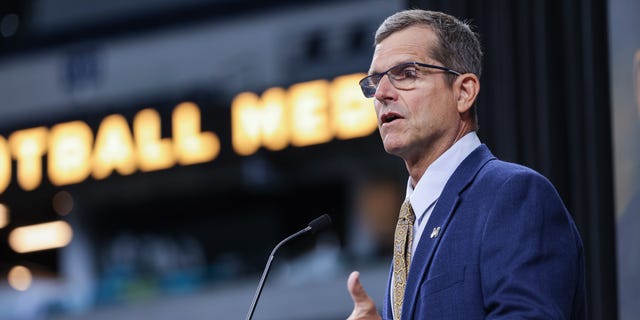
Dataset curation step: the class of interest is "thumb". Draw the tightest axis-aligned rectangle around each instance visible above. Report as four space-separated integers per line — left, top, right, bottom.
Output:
347 271 380 320
348 271 370 304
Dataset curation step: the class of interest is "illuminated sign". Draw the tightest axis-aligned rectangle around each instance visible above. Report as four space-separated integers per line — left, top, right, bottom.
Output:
0 102 220 193
0 73 376 193
232 73 377 155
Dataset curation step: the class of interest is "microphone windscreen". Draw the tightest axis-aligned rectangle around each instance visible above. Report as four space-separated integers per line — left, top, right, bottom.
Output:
308 214 332 233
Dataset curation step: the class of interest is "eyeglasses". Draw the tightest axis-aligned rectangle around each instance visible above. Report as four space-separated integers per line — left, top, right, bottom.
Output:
358 62 462 98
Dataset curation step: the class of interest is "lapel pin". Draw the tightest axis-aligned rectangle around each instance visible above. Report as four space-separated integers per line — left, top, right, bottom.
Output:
430 227 441 239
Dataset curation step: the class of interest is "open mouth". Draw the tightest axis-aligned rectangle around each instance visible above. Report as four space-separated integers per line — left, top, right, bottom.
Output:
381 113 403 124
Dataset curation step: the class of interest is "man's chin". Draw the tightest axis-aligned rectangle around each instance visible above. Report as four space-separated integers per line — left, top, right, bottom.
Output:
382 143 406 157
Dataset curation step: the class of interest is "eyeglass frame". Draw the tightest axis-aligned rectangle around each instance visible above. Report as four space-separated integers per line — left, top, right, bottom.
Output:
358 61 462 98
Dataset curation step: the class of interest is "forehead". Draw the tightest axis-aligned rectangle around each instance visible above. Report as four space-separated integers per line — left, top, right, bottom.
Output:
370 25 437 72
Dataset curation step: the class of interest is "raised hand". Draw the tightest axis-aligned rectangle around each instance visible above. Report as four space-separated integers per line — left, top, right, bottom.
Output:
346 271 382 320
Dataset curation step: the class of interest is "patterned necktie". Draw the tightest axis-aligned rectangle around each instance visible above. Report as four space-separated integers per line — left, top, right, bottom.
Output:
392 200 415 320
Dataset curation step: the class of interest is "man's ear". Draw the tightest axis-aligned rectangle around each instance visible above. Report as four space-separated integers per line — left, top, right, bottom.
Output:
455 73 480 114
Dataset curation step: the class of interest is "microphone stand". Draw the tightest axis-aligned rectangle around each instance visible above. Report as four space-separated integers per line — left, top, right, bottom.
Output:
245 226 311 320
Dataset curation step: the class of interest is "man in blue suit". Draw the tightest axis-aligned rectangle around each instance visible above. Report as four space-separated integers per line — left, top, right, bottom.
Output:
347 9 586 320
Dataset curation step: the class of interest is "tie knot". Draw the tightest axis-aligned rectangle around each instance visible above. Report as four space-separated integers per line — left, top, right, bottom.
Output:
399 201 415 224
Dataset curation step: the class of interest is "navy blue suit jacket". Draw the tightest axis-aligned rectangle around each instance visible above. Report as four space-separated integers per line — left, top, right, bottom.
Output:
382 145 586 319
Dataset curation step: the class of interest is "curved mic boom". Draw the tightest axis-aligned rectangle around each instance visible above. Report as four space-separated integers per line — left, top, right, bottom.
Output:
245 214 332 320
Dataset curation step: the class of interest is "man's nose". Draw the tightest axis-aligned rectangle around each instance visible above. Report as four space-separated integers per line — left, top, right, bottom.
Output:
373 74 397 101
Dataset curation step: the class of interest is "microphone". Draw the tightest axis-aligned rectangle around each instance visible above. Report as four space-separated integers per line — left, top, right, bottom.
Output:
245 214 332 320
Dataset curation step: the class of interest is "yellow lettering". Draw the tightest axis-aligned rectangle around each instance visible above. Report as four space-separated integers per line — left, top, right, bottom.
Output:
134 108 175 172
48 121 93 186
330 74 378 139
92 114 136 180
0 74 374 191
8 127 48 191
0 136 11 193
232 92 261 156
231 88 288 156
173 102 220 165
288 80 332 147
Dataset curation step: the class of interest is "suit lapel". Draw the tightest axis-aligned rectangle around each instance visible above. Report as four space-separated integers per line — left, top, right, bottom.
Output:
400 145 495 320
383 264 393 319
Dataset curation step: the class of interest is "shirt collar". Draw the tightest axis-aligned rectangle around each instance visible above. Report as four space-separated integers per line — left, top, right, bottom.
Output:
405 131 482 223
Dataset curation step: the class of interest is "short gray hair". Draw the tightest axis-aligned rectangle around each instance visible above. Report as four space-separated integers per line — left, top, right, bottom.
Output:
375 9 483 84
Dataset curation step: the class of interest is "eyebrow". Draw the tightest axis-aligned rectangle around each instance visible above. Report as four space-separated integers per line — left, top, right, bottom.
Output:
367 61 415 76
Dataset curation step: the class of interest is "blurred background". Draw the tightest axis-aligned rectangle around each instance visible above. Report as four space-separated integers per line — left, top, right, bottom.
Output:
0 0 636 319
